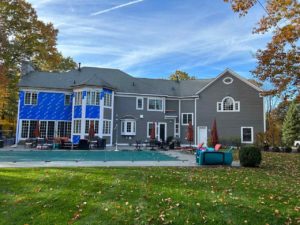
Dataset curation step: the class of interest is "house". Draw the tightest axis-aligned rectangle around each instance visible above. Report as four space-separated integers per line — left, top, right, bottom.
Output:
16 64 265 146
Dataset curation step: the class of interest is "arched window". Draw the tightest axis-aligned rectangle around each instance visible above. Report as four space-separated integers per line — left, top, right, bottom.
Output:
217 97 240 112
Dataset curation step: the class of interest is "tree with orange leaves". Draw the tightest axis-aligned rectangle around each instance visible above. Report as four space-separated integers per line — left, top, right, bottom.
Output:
224 0 299 100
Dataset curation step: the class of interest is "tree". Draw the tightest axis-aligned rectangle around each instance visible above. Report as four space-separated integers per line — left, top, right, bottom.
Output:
0 0 76 131
282 101 300 146
169 70 196 81
224 0 300 100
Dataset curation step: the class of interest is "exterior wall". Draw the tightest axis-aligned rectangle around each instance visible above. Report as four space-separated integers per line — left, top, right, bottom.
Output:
19 91 72 120
113 95 172 144
196 71 264 144
85 106 100 118
180 99 195 144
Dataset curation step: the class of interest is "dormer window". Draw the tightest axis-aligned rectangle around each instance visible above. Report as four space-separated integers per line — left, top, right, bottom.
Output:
217 96 240 112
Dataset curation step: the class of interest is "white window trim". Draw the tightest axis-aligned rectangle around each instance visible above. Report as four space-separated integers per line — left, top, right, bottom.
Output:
136 97 144 110
121 119 136 136
223 77 233 85
74 91 82 106
241 126 254 144
24 92 38 105
217 96 240 112
103 119 112 136
147 97 164 112
181 113 193 125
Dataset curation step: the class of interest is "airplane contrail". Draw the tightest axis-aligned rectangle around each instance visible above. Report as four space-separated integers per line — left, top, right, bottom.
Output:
91 0 144 16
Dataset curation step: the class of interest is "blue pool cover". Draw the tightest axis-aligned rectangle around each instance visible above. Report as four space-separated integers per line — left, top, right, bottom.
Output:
0 150 179 162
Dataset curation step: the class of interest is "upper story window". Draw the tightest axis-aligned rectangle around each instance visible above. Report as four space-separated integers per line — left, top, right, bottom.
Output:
121 119 136 136
104 93 112 107
86 91 100 106
64 94 71 106
136 97 144 110
24 92 38 105
148 98 163 111
74 92 82 106
223 77 233 85
182 113 193 125
217 96 240 112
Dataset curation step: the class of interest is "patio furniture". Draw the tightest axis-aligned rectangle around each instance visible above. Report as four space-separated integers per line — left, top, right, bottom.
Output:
196 147 233 166
135 140 142 150
97 138 106 150
25 138 37 148
206 144 222 151
78 139 90 150
60 140 78 150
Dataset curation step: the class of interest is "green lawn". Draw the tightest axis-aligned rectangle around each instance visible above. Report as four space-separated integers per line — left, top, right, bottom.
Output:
0 152 299 225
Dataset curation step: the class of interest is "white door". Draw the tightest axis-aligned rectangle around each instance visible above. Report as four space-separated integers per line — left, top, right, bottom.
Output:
197 126 207 146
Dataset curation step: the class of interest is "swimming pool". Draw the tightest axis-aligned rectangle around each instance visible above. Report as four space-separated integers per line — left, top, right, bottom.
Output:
0 150 179 162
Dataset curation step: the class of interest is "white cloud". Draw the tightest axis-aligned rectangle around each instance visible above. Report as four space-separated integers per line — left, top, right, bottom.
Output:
91 0 144 16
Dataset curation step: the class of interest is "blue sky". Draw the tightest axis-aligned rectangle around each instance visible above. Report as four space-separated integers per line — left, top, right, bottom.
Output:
27 0 271 79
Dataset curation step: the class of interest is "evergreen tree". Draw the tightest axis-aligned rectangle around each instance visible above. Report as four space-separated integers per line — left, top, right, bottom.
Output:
282 101 300 146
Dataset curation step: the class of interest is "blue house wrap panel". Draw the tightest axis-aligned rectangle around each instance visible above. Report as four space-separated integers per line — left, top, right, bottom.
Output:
72 135 80 144
19 91 72 120
74 106 82 118
86 106 100 119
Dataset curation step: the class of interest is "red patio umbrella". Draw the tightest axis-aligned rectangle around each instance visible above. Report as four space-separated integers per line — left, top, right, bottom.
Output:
34 121 40 138
211 119 219 147
186 122 194 146
150 122 156 140
89 121 95 140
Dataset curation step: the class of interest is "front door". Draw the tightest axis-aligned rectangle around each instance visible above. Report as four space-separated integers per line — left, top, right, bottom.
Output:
197 126 207 146
158 123 167 142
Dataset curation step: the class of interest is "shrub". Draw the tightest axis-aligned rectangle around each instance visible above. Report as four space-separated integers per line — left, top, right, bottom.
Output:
239 146 262 167
283 146 292 153
272 146 281 152
297 145 300 153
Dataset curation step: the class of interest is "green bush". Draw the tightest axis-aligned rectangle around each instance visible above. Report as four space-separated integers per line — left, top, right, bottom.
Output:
283 146 292 153
239 146 262 167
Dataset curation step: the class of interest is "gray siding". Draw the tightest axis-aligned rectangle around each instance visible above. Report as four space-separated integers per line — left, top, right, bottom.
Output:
196 71 264 143
113 96 171 144
103 108 112 120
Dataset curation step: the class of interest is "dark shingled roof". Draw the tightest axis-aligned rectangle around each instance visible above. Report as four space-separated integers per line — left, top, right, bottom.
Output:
18 67 213 97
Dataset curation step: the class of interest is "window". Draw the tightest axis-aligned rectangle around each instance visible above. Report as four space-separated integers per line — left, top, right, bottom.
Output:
85 120 99 134
241 127 253 143
74 92 82 105
39 121 55 138
73 120 81 134
223 77 233 84
148 98 163 111
64 94 71 105
24 92 38 105
86 91 100 105
121 120 136 135
217 97 240 112
103 120 111 135
136 97 144 110
104 93 112 107
175 123 179 137
182 113 193 125
57 121 71 137
21 120 38 138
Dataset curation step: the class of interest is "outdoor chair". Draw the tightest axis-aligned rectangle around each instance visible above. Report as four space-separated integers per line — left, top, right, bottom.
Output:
78 139 90 150
135 140 142 150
